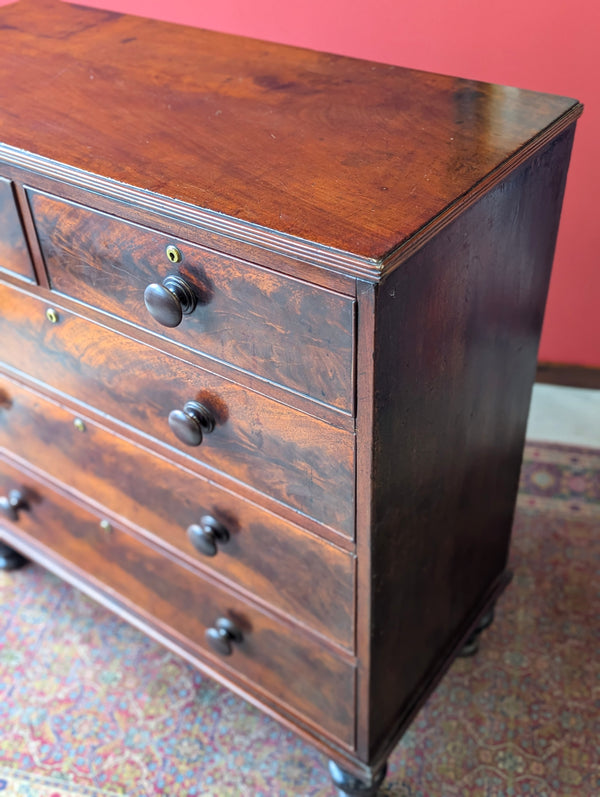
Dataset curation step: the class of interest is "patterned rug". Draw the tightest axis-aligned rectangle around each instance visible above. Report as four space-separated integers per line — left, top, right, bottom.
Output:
1 442 598 796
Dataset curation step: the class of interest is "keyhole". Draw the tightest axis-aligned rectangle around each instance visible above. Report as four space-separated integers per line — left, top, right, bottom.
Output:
166 245 182 264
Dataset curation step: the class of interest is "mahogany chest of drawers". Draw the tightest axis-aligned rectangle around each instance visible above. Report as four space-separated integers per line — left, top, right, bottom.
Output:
0 1 581 793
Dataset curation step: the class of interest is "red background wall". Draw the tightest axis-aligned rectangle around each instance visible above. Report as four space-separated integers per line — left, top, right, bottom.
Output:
19 0 600 365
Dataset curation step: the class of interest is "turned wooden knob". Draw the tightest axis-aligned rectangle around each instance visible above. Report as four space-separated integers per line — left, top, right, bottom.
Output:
206 617 243 656
0 489 29 521
144 275 197 328
187 516 230 557
168 400 215 446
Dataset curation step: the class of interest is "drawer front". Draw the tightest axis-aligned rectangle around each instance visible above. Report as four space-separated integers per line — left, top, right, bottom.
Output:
27 190 355 413
0 374 355 648
0 177 34 282
0 281 355 536
0 455 355 747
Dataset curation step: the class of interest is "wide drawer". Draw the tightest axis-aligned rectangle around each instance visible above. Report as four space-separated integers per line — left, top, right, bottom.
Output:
0 280 355 536
0 454 355 747
0 177 34 282
27 189 355 413
0 373 355 648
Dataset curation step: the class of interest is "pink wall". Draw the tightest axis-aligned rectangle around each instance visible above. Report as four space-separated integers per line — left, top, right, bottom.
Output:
16 0 600 365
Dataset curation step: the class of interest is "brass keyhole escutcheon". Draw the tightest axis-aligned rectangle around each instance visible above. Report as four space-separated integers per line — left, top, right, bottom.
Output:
46 308 59 324
166 245 182 264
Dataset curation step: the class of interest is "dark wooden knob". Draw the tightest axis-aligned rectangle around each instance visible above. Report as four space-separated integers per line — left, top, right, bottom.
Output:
168 400 215 446
205 617 243 656
0 541 29 571
0 489 29 521
144 275 197 328
187 516 230 557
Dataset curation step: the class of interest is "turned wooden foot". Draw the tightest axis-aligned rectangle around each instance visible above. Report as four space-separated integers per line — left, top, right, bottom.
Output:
459 605 495 657
0 541 29 571
328 760 387 796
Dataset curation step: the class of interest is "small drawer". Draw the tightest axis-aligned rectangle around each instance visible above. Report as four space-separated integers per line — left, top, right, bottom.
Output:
0 374 355 648
0 281 355 536
27 190 355 413
0 454 355 747
0 177 35 282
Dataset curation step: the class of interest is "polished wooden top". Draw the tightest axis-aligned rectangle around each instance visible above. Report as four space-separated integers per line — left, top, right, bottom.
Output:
0 0 581 264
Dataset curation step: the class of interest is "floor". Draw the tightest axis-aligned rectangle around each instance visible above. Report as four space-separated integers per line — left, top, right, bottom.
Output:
526 383 600 447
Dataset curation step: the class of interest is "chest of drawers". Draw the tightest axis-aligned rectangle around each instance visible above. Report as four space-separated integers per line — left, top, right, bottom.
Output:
0 1 582 793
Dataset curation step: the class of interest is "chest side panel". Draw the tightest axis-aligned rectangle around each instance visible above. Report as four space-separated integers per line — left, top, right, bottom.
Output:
363 126 576 758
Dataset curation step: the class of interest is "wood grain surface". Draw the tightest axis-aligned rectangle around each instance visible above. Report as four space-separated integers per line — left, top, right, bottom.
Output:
28 190 355 412
0 0 580 261
361 128 575 758
0 0 583 782
0 282 355 535
0 177 34 281
0 452 355 746
0 373 355 647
